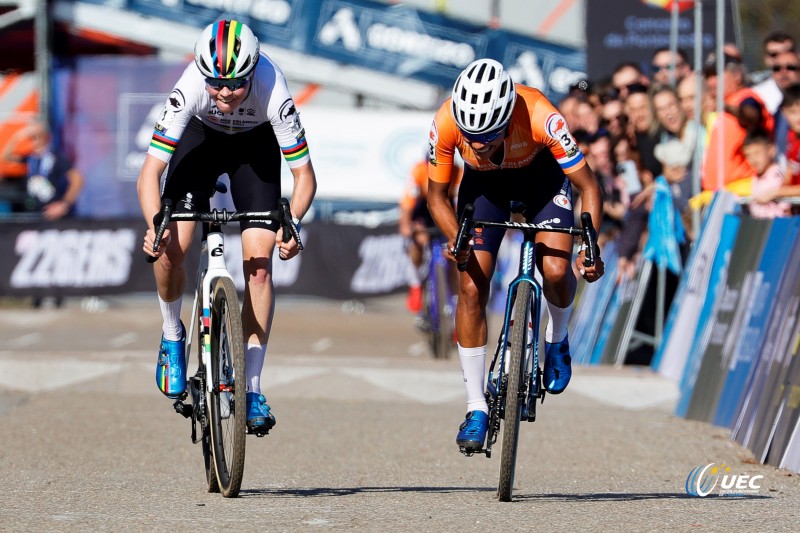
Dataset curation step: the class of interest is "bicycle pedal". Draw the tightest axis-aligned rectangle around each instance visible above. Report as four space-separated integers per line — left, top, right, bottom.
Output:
458 445 486 457
248 426 271 438
172 400 193 419
247 419 276 437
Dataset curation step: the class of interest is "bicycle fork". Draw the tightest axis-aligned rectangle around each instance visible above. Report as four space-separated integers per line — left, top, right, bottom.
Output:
482 237 545 458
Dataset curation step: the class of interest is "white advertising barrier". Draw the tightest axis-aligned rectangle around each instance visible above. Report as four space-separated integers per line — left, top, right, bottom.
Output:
655 191 738 382
281 107 433 202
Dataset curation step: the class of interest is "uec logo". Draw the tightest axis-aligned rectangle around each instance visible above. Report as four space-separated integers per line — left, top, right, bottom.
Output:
686 463 764 497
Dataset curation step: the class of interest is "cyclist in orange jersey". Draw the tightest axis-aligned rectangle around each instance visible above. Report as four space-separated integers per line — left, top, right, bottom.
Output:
399 157 461 313
426 58 604 451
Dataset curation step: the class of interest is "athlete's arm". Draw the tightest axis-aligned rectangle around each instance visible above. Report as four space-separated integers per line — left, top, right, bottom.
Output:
276 160 317 259
428 178 469 265
137 154 170 257
567 164 605 280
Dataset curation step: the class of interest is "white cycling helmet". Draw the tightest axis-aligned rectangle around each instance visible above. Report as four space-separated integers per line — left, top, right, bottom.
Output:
451 58 516 134
194 19 260 79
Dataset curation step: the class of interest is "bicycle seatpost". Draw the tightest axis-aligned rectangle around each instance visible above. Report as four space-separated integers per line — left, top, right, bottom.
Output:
580 212 598 267
455 203 475 272
146 199 173 264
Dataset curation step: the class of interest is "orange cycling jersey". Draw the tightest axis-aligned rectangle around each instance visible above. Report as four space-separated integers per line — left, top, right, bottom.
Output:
427 84 586 184
400 159 462 211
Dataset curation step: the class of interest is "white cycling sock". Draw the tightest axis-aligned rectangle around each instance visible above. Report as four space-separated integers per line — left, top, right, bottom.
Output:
159 295 183 341
545 300 572 343
246 343 266 394
458 343 489 414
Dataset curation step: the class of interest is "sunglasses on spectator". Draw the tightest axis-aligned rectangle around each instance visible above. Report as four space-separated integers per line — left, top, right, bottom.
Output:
205 77 250 91
772 64 800 72
651 62 685 72
461 126 506 144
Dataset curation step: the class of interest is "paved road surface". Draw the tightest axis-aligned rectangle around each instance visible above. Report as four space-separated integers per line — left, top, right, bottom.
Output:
0 294 798 531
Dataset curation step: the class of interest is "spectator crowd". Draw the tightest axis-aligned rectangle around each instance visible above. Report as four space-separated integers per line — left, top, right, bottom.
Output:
555 31 800 284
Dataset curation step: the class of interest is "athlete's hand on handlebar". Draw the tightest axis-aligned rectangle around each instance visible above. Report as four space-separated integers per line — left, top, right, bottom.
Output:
576 247 605 283
143 226 172 260
275 224 300 260
446 236 473 268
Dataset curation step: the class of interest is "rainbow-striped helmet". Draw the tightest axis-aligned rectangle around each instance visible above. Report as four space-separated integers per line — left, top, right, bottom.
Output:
194 20 260 79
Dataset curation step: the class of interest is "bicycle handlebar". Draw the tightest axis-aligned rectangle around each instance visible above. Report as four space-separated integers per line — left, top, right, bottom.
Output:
454 204 475 272
145 197 303 263
453 203 600 270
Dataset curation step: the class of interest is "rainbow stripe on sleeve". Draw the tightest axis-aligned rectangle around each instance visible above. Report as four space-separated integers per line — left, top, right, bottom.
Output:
150 130 179 156
281 137 309 162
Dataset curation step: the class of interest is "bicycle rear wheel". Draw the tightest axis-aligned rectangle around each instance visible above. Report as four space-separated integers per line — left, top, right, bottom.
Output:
432 262 455 359
498 283 531 502
195 292 220 494
207 277 247 498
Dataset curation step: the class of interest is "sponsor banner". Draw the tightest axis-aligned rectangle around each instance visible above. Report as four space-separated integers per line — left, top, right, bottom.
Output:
743 253 800 460
766 316 800 468
66 0 584 103
674 212 740 419
597 255 645 366
713 217 800 429
654 192 738 380
290 107 430 202
53 57 432 217
732 240 800 450
779 411 800 472
684 216 771 423
569 240 619 365
585 0 735 82
0 219 412 300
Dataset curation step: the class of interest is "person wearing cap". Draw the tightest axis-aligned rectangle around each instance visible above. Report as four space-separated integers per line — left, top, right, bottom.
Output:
701 52 774 192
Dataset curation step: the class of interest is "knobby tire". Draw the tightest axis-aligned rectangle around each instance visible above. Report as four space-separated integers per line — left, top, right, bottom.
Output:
195 283 220 494
434 261 454 359
208 277 247 498
498 283 531 502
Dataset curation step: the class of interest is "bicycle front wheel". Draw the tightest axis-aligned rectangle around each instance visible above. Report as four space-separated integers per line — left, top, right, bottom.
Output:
208 277 247 498
498 283 531 502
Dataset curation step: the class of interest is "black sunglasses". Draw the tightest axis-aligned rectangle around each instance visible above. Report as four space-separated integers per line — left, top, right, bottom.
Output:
772 64 800 72
651 62 685 72
205 77 250 91
462 126 506 144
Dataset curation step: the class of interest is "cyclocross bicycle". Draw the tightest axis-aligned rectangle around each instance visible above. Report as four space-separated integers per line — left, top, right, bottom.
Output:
419 229 457 359
454 203 598 502
147 189 302 498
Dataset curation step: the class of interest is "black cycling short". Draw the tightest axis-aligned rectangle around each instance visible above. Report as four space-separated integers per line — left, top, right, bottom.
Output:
161 117 282 232
456 149 574 257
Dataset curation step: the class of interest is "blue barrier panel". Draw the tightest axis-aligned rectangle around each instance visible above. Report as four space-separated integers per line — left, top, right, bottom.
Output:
732 236 800 453
713 217 800 429
766 323 800 468
740 249 800 461
674 212 741 418
569 240 619 365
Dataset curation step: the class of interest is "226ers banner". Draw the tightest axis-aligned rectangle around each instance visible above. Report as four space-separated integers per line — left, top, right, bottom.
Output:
0 219 412 299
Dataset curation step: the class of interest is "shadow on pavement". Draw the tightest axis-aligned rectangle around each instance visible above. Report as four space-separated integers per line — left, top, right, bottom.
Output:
513 492 772 502
240 486 496 498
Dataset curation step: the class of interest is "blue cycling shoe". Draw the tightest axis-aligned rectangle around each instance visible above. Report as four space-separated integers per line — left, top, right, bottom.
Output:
456 410 489 452
156 322 187 398
246 392 276 434
543 335 572 394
